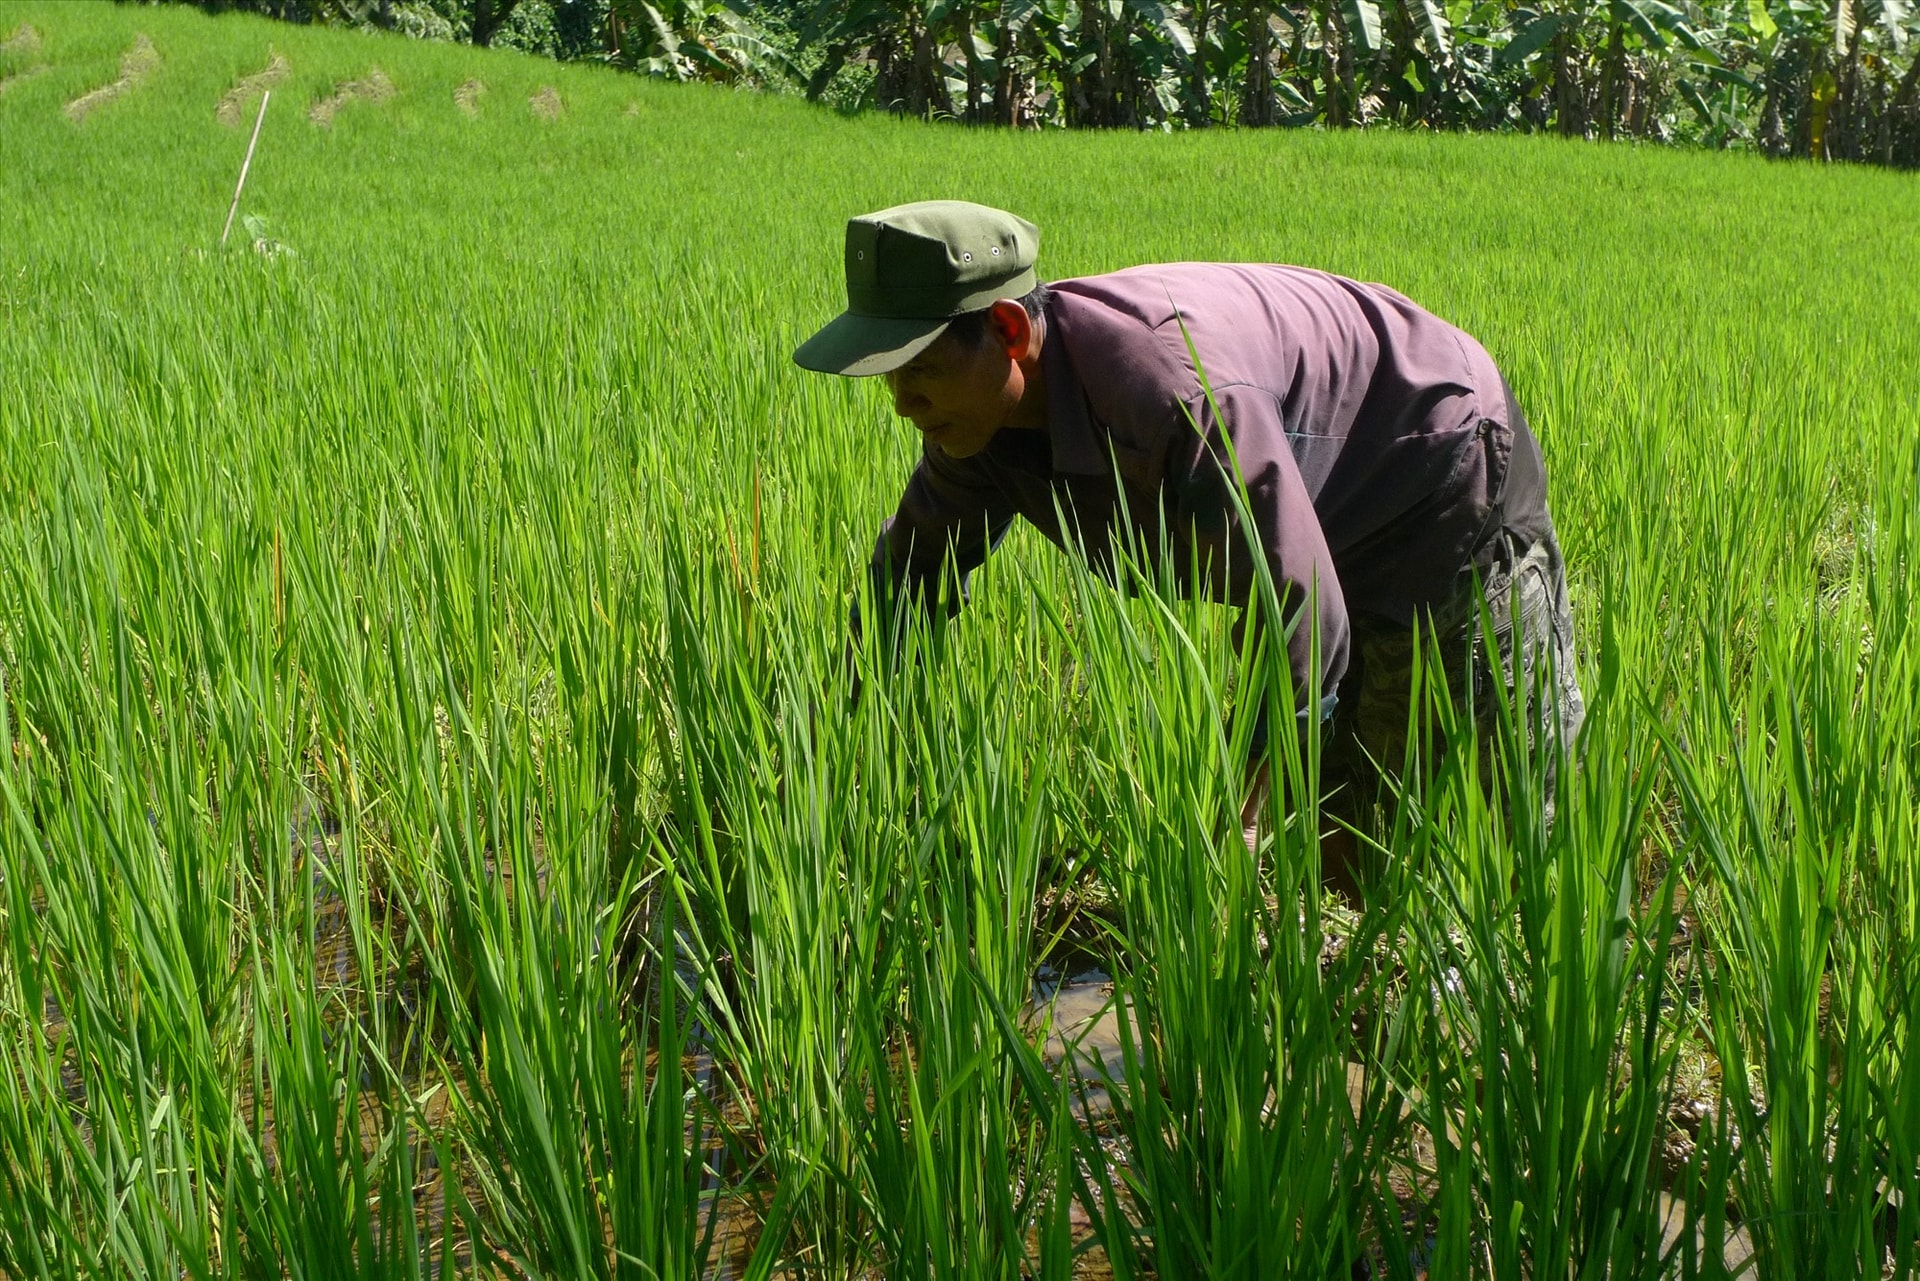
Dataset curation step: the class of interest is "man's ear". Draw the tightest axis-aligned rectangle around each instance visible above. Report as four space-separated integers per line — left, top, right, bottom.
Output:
988 298 1035 360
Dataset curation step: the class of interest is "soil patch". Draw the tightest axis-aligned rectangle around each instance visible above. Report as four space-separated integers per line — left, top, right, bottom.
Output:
216 50 289 126
530 85 562 120
453 77 486 118
64 33 158 122
2 23 42 55
309 66 394 127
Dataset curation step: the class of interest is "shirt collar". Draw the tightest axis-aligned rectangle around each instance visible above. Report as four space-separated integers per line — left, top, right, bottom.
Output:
1038 311 1109 477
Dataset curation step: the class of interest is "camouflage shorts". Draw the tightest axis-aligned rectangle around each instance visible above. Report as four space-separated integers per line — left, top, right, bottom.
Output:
1320 529 1585 830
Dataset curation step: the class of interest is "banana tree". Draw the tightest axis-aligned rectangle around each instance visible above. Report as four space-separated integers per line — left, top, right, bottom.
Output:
609 0 795 85
977 0 1049 124
799 0 959 117
1811 0 1918 158
771 0 1916 164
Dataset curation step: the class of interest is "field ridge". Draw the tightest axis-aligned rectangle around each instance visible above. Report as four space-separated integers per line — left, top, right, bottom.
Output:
62 30 157 122
308 64 393 126
1 23 41 55
216 48 288 126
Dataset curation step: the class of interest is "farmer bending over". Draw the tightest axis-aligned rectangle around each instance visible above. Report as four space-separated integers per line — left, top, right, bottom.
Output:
793 200 1584 896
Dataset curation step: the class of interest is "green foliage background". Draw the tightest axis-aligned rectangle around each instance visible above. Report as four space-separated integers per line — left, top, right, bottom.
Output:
145 0 1920 166
2 1 1919 1275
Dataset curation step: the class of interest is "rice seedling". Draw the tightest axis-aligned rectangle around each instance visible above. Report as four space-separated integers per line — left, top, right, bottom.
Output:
0 1 1916 1275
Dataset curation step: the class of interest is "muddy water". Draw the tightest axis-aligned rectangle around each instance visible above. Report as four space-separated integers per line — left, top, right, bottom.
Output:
1030 964 1131 1127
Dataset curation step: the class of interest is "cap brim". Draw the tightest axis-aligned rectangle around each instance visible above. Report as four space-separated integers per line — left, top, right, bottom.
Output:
792 311 951 377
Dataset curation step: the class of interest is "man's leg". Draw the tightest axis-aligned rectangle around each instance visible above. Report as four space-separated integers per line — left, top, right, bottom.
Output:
1241 697 1368 905
1315 615 1411 900
1313 530 1585 897
1462 529 1586 820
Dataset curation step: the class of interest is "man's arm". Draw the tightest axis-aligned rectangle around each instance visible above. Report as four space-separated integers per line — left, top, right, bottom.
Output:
1170 383 1351 714
862 443 1017 641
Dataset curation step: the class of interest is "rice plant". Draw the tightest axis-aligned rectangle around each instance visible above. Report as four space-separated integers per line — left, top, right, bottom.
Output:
1 1 1917 1275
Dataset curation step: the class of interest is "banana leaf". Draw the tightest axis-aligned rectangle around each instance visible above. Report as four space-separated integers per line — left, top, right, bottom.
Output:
1134 0 1199 57
1498 11 1570 65
1343 0 1386 52
1414 0 1455 55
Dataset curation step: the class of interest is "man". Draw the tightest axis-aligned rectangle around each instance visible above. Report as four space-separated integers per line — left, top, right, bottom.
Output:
793 199 1583 888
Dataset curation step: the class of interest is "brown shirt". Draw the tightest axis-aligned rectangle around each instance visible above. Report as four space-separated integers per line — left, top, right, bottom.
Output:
870 262 1551 704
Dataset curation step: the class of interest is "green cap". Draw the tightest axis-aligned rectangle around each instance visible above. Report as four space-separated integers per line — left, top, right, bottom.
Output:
793 200 1041 377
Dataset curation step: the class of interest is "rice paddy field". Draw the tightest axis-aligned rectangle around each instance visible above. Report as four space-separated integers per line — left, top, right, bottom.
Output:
3 1 1919 1276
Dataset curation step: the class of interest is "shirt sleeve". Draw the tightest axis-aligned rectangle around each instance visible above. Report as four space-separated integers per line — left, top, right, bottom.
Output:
1168 382 1351 711
866 443 1017 629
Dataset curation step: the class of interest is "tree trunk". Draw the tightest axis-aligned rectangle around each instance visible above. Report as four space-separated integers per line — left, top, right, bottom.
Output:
1325 5 1349 126
909 14 929 116
961 4 982 122
1078 1 1120 126
471 0 520 48
907 8 954 119
1758 70 1786 154
875 28 906 114
1242 3 1275 125
1071 2 1098 124
1553 29 1584 136
1104 6 1125 126
1808 47 1834 158
1287 19 1309 117
1338 9 1357 125
1190 0 1212 125
1833 12 1862 160
1061 20 1081 125
994 13 1016 126
1891 45 1920 165
1602 18 1623 139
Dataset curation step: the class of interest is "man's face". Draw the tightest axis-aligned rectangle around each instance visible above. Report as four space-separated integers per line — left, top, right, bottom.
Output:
884 328 1020 460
